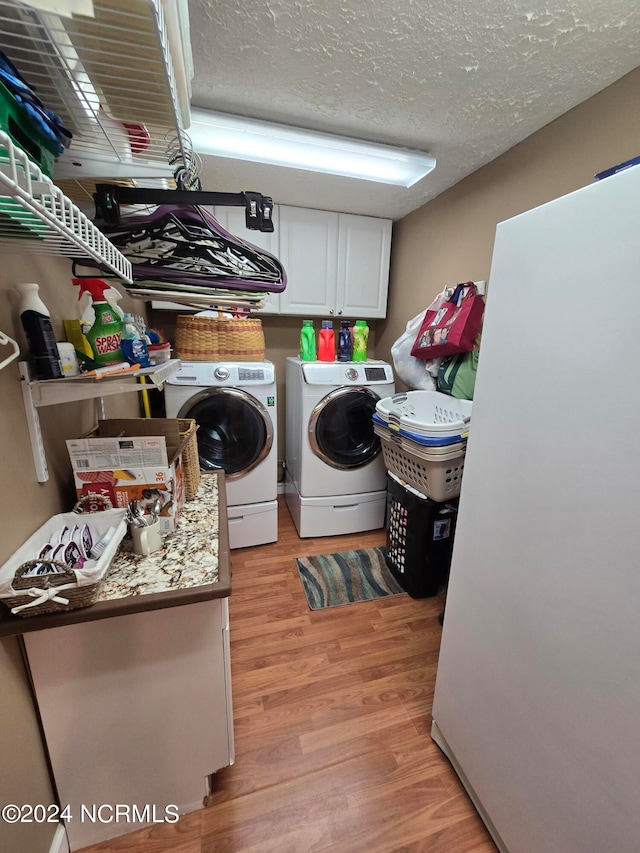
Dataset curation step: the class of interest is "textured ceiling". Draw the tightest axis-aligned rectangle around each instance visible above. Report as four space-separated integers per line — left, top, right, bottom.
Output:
188 0 640 220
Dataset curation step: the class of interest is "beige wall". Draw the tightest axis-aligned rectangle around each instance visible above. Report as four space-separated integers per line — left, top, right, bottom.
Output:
2 63 640 852
376 66 640 376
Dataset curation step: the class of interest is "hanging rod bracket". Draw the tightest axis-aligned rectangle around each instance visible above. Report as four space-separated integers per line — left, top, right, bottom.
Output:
93 185 275 232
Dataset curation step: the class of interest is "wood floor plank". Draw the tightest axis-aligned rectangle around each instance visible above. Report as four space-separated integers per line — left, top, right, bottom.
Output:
77 808 203 853
78 498 496 853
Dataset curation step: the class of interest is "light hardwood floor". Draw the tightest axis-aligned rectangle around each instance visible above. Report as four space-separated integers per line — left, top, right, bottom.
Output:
79 498 496 853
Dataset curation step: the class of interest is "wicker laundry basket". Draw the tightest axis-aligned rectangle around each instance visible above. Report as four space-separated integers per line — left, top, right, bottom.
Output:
175 315 265 362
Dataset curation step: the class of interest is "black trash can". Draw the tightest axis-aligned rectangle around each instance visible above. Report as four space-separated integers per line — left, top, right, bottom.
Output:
385 472 458 598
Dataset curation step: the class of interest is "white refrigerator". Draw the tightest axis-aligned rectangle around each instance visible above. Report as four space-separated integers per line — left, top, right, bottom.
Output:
431 163 640 853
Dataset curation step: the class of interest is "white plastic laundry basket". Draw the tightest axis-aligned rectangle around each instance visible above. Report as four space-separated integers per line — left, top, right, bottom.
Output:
376 390 472 438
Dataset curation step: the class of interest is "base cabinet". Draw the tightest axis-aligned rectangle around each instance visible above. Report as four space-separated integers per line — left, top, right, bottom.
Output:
24 599 233 851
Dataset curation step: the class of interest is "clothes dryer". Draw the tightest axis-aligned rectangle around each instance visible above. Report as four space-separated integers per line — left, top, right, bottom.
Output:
285 357 395 538
165 361 278 549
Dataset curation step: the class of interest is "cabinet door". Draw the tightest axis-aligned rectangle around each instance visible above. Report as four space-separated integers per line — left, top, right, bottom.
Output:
214 205 281 314
278 206 339 316
337 214 392 319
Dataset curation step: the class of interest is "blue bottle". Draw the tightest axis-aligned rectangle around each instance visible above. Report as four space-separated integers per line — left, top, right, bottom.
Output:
337 319 353 362
121 312 151 367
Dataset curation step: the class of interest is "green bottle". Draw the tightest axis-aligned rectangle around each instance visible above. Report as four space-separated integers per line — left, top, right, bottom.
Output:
73 278 124 366
352 320 369 362
299 320 316 361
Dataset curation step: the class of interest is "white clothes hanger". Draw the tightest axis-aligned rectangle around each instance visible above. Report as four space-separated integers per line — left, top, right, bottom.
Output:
0 330 19 371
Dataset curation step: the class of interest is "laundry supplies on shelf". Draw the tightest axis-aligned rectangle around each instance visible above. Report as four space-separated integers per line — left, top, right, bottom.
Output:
352 320 369 362
121 313 151 368
299 320 316 361
16 282 63 380
337 320 353 362
72 278 124 366
317 320 335 362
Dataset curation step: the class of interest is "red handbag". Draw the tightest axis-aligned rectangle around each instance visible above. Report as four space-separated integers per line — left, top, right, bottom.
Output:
410 282 484 360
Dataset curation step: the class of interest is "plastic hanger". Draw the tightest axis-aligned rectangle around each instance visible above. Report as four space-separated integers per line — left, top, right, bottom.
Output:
81 203 286 293
0 330 19 371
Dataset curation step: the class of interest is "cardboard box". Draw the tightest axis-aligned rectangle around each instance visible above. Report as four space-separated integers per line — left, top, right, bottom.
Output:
66 419 191 533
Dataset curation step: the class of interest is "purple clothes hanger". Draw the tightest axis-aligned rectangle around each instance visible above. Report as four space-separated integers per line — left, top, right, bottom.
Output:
82 203 286 293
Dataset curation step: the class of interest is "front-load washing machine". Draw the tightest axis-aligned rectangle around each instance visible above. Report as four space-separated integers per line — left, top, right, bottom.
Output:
285 357 395 538
165 361 278 549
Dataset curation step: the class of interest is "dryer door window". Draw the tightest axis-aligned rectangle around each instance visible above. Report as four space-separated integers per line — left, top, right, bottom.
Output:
309 387 381 470
178 388 273 480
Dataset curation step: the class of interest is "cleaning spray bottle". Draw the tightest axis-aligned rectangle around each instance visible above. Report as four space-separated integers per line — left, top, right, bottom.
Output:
73 278 124 366
16 282 63 379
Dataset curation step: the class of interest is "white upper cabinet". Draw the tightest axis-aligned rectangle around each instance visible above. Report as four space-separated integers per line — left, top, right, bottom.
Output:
278 206 391 319
337 213 392 319
278 207 340 316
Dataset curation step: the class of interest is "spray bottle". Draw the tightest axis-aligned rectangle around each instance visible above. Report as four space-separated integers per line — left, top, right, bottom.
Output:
16 282 63 379
72 278 124 366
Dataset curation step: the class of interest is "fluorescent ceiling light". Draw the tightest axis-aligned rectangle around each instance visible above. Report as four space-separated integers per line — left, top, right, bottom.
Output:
189 109 436 188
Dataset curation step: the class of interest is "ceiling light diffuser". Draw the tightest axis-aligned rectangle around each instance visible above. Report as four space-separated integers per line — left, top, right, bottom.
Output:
189 109 436 188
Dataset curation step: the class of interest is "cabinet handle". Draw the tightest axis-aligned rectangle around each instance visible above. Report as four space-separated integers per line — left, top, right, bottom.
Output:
329 309 334 315
338 310 342 315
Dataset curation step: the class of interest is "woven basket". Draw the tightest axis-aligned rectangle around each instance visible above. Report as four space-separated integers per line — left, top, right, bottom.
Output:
175 315 265 362
10 560 103 617
0 509 127 618
179 418 200 500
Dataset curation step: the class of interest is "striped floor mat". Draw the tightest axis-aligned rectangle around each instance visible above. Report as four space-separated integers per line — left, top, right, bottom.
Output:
295 547 406 610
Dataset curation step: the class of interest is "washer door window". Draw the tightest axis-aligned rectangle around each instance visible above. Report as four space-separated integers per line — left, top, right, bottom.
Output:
178 388 272 480
309 387 381 470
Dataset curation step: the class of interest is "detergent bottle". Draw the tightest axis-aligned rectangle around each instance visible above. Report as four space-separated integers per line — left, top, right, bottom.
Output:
352 320 369 362
337 319 353 362
317 320 335 361
299 320 316 361
16 282 63 379
73 278 124 365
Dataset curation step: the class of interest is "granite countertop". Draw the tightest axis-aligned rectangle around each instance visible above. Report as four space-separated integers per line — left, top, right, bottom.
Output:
0 472 231 638
102 474 220 600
